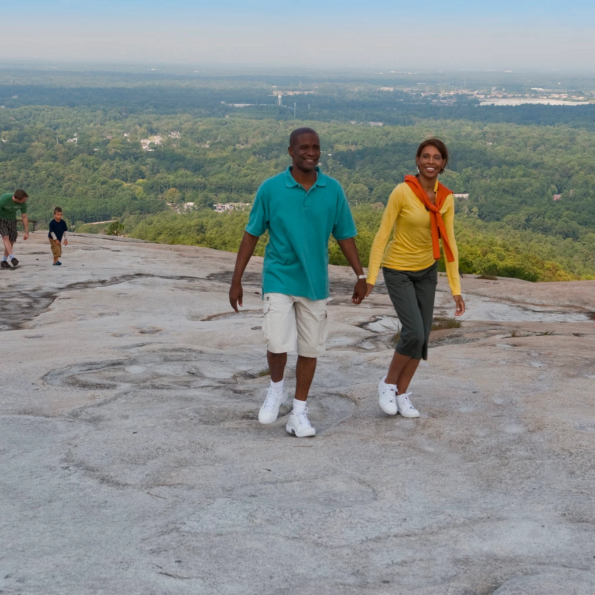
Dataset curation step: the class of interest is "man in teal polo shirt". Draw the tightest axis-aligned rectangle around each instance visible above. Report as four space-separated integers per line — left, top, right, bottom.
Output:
229 128 367 437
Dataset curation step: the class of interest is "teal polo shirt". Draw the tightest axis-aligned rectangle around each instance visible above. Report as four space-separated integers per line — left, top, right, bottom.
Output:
246 167 357 301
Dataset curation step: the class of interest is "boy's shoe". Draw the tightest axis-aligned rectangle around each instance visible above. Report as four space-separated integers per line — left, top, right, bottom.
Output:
378 377 398 415
396 392 420 418
286 408 316 438
258 386 287 424
53 261 62 266
10 257 19 267
1 261 9 269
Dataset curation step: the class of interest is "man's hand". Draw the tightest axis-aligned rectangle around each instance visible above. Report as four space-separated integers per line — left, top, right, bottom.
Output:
229 232 260 313
352 278 367 304
454 295 465 316
229 280 243 313
63 239 68 246
24 232 29 240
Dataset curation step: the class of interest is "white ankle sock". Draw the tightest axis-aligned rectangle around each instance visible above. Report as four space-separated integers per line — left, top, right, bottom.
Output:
293 399 306 414
270 378 284 392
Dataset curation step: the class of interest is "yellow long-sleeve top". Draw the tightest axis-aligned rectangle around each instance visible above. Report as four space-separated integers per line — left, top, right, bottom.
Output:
367 183 461 295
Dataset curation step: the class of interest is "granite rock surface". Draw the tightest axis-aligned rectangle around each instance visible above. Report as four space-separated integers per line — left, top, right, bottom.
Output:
1 232 595 594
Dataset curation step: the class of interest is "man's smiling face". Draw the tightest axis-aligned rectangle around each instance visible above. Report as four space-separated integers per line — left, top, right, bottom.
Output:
288 132 321 174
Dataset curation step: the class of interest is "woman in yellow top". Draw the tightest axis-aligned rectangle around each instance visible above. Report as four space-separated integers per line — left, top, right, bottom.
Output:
366 138 465 418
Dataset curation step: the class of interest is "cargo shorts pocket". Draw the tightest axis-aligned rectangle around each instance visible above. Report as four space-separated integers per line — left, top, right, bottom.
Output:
318 308 329 349
262 302 271 340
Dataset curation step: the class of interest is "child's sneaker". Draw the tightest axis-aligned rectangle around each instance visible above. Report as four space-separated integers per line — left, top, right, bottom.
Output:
1 261 9 269
10 257 19 267
53 261 62 266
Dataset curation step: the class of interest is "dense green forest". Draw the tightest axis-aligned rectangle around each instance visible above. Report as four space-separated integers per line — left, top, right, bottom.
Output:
1 67 595 281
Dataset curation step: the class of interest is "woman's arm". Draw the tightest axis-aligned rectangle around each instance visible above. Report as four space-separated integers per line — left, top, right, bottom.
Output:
442 196 465 315
366 186 401 292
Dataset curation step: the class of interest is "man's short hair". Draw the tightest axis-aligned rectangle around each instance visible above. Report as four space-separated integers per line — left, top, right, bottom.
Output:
289 127 319 148
14 189 28 200
54 207 63 214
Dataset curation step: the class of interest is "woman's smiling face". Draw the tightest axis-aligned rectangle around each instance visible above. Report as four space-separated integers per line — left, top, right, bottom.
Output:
416 144 446 180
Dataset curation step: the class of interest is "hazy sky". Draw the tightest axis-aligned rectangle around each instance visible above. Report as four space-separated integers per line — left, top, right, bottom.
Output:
3 0 595 69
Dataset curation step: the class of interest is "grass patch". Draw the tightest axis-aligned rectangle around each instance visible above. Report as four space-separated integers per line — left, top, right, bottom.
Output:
257 368 271 377
431 317 462 331
537 330 555 336
477 274 498 281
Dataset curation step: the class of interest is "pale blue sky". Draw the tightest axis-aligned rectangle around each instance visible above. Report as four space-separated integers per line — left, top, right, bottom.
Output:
3 0 594 68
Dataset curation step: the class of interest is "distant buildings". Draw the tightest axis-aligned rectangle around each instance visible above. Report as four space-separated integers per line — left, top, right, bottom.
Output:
271 90 314 97
553 194 562 201
168 202 196 212
141 136 163 151
369 122 384 127
214 203 250 213
454 193 469 200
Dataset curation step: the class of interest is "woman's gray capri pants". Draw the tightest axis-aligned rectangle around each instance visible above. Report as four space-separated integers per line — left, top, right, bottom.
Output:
383 263 438 361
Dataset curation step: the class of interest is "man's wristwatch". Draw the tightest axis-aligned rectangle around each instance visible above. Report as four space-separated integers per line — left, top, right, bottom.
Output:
357 274 367 280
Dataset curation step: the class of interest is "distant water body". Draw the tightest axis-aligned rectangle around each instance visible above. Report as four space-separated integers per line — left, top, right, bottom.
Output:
480 98 591 106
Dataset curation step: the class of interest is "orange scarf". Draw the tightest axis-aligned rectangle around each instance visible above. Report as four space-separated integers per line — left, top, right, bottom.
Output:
404 175 455 263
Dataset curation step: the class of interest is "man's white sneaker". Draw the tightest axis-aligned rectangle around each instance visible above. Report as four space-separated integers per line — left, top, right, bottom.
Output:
396 392 420 418
258 386 287 424
378 378 398 415
286 408 316 438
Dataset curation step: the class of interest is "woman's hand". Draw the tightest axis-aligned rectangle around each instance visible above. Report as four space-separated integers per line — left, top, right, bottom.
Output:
454 295 465 316
365 283 374 298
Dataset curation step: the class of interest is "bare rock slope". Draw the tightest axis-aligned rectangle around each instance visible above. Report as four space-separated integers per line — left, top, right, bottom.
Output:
2 232 595 595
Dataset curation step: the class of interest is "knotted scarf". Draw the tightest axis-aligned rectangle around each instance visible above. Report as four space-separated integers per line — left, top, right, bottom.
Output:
404 175 455 263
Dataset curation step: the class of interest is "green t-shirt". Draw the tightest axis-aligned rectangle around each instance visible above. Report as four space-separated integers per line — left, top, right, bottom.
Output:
0 193 28 220
246 167 357 301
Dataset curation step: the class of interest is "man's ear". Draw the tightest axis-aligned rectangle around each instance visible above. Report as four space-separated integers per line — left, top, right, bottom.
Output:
288 146 294 157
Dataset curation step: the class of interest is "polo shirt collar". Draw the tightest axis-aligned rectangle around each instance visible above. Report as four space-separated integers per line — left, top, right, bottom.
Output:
284 166 327 188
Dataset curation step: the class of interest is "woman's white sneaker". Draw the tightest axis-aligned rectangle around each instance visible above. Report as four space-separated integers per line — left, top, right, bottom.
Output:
286 407 316 437
396 392 420 418
378 378 398 415
258 386 287 424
